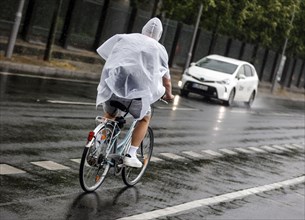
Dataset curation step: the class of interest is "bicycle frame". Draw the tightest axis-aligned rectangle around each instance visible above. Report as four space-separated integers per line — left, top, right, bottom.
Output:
115 120 138 156
87 116 138 167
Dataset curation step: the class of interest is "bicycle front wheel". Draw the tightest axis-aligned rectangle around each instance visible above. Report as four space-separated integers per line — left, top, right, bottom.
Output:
122 126 154 186
79 125 114 192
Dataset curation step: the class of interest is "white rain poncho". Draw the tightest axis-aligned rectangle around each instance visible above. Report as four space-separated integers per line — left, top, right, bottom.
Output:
96 17 170 119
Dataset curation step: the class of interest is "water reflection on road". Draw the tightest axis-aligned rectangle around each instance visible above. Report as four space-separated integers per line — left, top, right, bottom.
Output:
0 71 304 220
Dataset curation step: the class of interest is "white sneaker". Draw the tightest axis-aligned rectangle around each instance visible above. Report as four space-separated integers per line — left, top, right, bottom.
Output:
123 154 142 168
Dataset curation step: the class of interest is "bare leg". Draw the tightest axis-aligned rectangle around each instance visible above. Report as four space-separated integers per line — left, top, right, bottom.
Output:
124 115 150 167
104 112 116 120
131 115 151 147
101 112 116 137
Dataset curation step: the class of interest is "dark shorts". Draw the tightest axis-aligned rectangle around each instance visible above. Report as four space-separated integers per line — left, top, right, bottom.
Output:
103 94 151 119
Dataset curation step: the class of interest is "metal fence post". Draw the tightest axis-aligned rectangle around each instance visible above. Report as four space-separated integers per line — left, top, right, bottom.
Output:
168 22 182 68
60 0 77 49
43 0 63 61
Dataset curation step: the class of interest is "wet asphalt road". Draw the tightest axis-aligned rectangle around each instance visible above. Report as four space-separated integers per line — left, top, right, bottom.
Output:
0 72 304 220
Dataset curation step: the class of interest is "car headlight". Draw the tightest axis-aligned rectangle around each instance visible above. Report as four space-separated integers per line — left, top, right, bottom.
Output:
216 79 231 85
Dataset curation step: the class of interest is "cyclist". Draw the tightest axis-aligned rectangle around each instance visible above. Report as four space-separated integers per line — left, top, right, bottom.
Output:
96 17 174 168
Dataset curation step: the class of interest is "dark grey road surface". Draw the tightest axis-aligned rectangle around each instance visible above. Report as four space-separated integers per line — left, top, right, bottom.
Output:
0 72 304 220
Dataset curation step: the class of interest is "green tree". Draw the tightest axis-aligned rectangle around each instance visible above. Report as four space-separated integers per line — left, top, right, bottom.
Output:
287 0 304 57
160 0 304 58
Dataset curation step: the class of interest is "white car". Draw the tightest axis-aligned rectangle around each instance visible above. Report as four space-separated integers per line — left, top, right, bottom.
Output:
178 54 259 107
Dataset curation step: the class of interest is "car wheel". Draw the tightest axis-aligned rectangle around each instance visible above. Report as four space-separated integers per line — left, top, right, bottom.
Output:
180 89 189 97
245 91 255 108
225 89 235 106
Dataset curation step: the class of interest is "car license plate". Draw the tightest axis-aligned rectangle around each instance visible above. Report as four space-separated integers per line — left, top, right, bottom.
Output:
192 83 208 91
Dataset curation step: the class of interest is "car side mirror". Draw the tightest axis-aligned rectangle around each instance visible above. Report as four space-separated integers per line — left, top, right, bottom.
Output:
190 62 196 67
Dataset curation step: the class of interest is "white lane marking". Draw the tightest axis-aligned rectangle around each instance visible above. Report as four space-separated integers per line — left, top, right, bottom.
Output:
182 151 204 158
272 145 291 152
218 148 238 155
70 159 81 163
118 176 305 220
291 143 304 149
0 164 26 175
155 107 198 111
0 71 97 84
284 144 299 150
47 100 95 106
230 110 249 114
234 147 255 154
150 156 164 162
71 158 91 167
2 142 301 175
269 113 295 117
159 153 185 160
260 145 282 153
202 150 223 157
31 161 70 170
229 110 297 117
248 147 267 153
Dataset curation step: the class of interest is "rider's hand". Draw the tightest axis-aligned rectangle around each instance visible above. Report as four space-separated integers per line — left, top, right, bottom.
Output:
162 94 175 102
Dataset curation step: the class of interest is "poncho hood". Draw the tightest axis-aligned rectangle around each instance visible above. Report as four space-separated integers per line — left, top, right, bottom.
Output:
141 17 163 41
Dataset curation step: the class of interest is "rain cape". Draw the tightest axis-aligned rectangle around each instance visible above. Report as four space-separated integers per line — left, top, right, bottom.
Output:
96 18 170 119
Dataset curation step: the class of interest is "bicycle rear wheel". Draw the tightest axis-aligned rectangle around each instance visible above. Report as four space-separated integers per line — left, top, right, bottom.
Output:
122 126 154 186
79 124 114 192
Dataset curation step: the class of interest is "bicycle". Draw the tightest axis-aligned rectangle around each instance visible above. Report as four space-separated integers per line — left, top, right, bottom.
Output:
79 99 154 192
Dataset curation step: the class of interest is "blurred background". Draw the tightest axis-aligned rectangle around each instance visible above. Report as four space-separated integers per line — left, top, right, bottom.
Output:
0 0 304 90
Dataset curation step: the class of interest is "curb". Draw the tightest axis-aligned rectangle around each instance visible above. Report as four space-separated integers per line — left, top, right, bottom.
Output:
0 60 100 80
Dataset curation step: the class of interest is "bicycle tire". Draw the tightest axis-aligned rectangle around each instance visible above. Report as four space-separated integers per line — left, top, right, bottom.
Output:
122 126 154 186
79 124 114 192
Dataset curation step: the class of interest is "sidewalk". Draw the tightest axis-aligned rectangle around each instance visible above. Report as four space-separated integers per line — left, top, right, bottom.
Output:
0 40 304 102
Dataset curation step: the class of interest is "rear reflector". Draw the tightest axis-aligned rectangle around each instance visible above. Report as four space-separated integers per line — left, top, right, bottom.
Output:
87 131 94 141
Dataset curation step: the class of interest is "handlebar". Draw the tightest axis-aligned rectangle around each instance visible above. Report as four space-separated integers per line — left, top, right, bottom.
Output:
159 98 169 105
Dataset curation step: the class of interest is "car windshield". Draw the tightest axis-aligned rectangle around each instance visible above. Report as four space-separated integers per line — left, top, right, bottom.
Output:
196 58 238 74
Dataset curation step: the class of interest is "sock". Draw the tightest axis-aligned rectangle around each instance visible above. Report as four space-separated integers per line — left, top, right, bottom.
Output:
128 145 138 157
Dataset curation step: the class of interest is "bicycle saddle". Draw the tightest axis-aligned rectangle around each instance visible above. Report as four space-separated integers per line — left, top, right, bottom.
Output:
109 98 141 112
110 101 127 112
